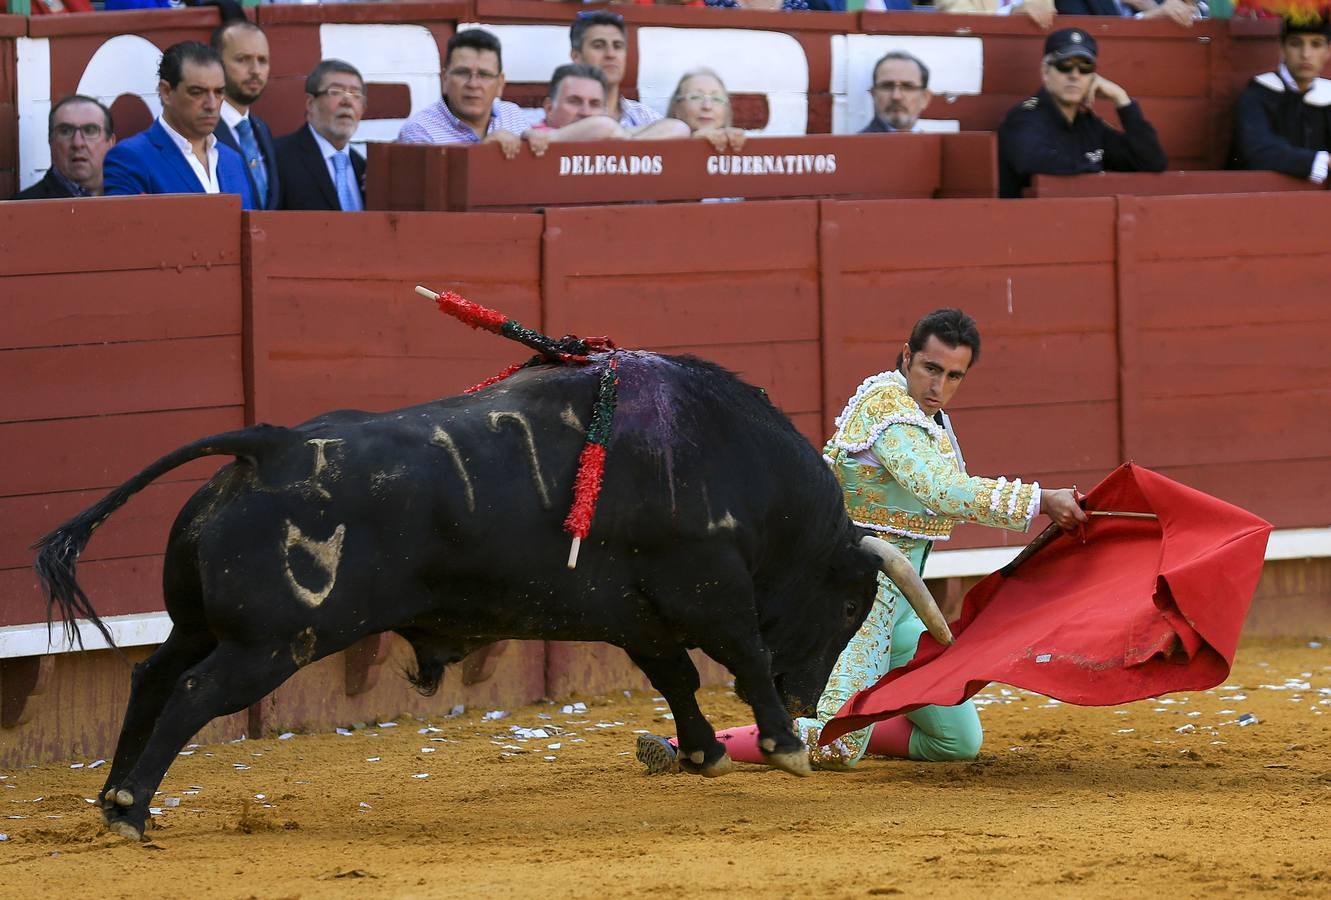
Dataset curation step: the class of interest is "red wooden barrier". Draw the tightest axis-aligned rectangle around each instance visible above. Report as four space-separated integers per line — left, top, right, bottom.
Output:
369 133 998 211
1028 171 1322 198
243 209 544 427
819 197 1122 550
0 195 244 627
1116 192 1331 528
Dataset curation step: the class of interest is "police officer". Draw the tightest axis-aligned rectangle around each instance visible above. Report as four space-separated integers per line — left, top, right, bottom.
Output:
998 28 1168 198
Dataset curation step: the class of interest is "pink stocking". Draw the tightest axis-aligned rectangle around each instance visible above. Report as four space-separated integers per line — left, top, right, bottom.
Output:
671 724 769 764
865 716 914 758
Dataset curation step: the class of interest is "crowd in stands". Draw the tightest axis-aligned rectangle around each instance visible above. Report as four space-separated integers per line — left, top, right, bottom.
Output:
7 7 1331 204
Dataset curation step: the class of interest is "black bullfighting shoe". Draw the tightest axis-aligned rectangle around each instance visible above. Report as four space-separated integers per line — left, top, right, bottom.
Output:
635 733 680 775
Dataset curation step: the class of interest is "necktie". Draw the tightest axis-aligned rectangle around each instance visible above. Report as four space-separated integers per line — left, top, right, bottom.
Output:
332 152 361 212
234 118 269 207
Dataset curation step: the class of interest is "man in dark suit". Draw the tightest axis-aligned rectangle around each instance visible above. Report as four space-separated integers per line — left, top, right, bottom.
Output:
210 19 279 209
103 41 255 208
275 60 366 211
859 51 933 135
11 95 115 200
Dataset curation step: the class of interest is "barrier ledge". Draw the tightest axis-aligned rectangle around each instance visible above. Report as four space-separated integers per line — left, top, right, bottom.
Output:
370 133 999 212
0 14 25 37
25 7 221 37
478 0 857 32
257 0 471 26
1027 171 1323 198
7 525 1325 659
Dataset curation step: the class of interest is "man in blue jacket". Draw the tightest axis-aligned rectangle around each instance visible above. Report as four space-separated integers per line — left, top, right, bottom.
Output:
104 41 255 209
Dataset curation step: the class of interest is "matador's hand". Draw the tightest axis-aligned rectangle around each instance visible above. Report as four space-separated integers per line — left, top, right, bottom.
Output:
1041 488 1089 532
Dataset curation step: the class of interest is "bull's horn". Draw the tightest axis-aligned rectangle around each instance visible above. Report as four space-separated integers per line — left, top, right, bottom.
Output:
858 535 954 647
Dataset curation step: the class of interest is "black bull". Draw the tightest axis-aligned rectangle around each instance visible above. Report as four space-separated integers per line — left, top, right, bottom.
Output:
34 352 942 840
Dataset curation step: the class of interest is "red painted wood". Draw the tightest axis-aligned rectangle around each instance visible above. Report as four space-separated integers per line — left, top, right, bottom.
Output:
1152 460 1331 532
0 337 243 424
1131 193 1331 259
938 132 998 199
0 479 206 571
0 407 239 498
1029 171 1320 198
244 211 543 426
442 135 941 212
0 195 240 277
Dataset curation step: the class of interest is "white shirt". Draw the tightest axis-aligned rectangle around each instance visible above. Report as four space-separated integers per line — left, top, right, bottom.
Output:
1275 63 1331 184
220 100 248 133
159 116 219 193
308 124 355 193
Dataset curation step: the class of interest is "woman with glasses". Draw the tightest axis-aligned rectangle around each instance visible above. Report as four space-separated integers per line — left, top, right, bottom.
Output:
666 69 747 153
997 27 1167 197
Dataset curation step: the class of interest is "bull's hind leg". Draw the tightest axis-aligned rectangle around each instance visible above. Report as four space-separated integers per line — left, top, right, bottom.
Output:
626 649 732 778
101 641 299 841
98 629 216 824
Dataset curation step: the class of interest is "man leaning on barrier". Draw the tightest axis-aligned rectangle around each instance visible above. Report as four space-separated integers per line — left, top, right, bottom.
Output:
997 28 1167 198
397 29 530 160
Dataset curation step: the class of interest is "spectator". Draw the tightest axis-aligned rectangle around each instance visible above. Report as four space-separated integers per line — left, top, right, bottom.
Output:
930 0 1056 28
274 60 367 211
397 29 528 160
569 11 683 138
860 51 933 134
103 41 255 208
211 20 280 209
1230 13 1331 185
10 95 115 200
997 28 1167 198
521 64 628 156
667 69 748 152
1054 0 1204 25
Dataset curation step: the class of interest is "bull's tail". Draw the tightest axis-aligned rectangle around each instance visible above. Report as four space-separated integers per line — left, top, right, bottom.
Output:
32 425 292 652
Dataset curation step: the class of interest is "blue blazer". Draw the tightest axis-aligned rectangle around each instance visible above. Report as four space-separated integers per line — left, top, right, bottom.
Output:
215 114 281 210
103 119 255 209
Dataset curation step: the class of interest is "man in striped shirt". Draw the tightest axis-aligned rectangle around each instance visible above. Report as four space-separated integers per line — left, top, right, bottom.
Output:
397 29 529 159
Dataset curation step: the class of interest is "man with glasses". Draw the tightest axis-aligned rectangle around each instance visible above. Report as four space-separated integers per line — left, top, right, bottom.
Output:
397 29 528 159
275 60 367 211
211 20 280 210
11 95 115 200
997 28 1167 198
860 51 933 134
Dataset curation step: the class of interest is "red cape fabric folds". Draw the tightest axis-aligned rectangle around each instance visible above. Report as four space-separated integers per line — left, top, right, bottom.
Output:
821 464 1272 745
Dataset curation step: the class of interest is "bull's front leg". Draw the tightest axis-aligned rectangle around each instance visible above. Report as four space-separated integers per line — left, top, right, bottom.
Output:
627 649 733 777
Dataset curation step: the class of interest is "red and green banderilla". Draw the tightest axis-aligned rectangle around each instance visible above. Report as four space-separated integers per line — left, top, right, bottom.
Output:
415 285 619 568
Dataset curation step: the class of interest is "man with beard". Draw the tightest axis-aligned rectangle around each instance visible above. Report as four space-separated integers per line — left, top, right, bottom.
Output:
10 95 115 200
1231 11 1331 185
860 51 932 134
997 28 1167 198
275 60 367 211
211 19 279 209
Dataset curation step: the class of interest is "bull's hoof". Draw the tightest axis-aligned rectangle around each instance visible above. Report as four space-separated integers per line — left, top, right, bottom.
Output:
698 753 734 778
107 820 144 842
113 788 134 808
635 733 680 775
764 749 813 777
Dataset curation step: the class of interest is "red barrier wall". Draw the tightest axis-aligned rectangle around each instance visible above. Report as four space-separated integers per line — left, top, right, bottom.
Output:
0 195 244 628
244 209 544 426
1117 192 1331 528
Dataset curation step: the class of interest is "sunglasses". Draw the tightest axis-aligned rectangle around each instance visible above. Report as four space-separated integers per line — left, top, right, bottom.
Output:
1051 59 1096 75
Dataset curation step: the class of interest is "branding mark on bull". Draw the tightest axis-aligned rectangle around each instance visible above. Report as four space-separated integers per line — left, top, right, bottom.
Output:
560 403 585 433
429 426 476 513
306 438 343 499
487 411 553 509
282 521 346 608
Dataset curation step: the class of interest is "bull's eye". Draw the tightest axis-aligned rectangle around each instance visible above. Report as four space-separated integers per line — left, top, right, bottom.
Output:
845 600 859 619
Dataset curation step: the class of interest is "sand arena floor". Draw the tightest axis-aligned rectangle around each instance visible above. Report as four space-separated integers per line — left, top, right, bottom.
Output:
1 638 1328 899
